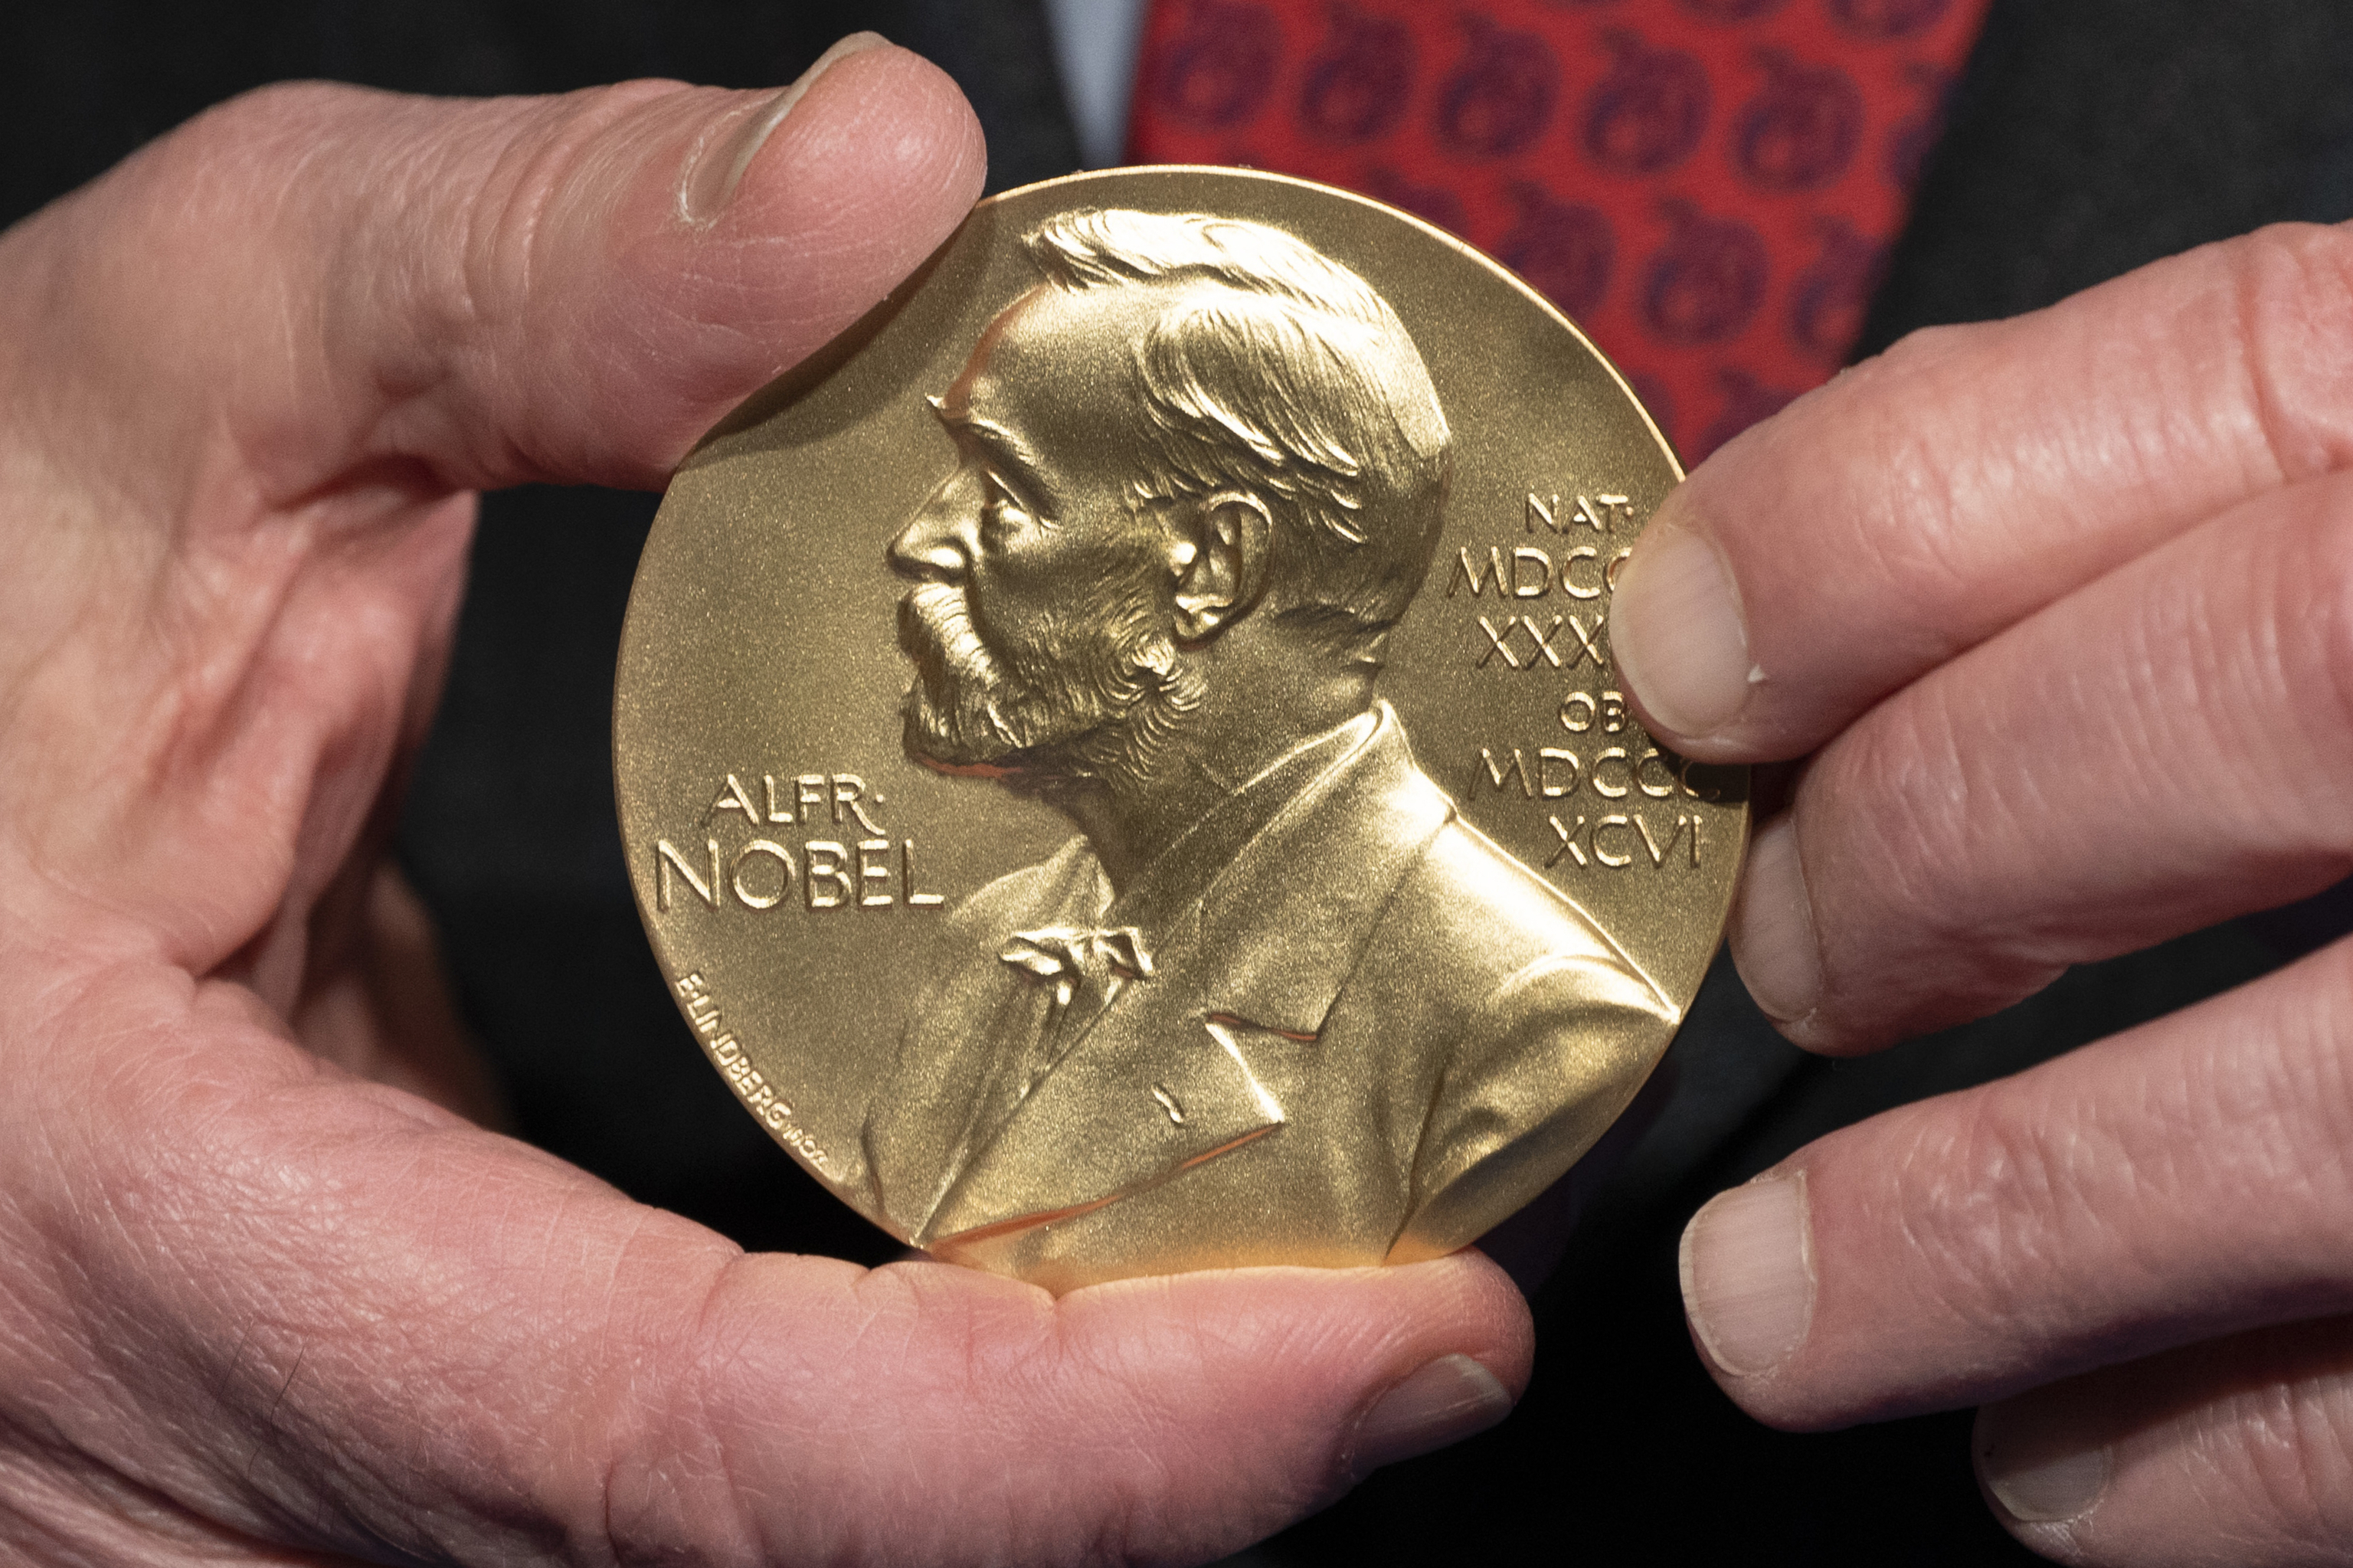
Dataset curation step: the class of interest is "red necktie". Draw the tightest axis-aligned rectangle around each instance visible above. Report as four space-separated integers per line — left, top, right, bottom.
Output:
1126 0 1991 462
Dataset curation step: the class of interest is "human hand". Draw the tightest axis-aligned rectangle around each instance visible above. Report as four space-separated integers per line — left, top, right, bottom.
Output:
0 41 1530 1564
1611 221 2353 1564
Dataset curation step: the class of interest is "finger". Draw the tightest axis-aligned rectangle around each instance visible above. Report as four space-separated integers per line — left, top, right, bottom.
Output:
1975 1316 2353 1566
4 35 983 499
4 976 1530 1566
1608 221 2353 761
1729 465 2353 1049
1676 941 2353 1432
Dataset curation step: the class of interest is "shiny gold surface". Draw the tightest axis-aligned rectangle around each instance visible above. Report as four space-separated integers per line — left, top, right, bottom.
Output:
614 168 1747 1292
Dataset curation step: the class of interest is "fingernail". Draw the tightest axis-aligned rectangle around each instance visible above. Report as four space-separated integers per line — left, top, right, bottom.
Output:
1729 814 1823 1026
1610 519 1755 739
1976 1398 2112 1525
1347 1354 1513 1479
1680 1170 1814 1377
679 32 888 223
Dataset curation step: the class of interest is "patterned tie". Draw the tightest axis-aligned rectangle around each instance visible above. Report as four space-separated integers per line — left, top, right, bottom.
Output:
1126 0 1991 462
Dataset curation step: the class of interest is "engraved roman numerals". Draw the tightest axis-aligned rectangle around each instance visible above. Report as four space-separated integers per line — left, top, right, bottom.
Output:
1451 487 1641 671
1475 611 1608 671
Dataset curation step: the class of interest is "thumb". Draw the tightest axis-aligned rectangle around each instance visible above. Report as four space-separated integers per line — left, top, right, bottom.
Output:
8 34 985 501
28 992 1532 1564
0 40 980 972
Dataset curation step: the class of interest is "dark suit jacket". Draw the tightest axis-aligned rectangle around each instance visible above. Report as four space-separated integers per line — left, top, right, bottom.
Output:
861 703 1675 1291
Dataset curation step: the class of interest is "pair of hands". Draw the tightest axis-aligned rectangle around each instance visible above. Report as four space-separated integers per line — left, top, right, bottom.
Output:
0 32 2341 1566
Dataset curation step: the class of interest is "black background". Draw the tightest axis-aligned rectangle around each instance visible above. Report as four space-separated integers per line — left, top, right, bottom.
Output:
5 3 2351 1562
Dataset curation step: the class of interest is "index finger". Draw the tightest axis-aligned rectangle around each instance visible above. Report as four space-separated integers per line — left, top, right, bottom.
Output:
1608 221 2353 761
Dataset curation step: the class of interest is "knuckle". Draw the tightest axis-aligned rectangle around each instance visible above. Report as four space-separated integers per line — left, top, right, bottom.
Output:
2225 222 2353 485
419 81 693 443
2292 485 2353 830
1849 318 1982 461
1811 322 2014 638
1891 1088 2128 1344
1880 961 2353 1383
1809 689 2064 1041
2214 1363 2353 1554
446 88 640 315
2244 951 2353 1226
1828 689 1972 928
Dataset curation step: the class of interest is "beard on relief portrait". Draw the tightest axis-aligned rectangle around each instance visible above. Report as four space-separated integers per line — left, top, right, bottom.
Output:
895 576 1203 799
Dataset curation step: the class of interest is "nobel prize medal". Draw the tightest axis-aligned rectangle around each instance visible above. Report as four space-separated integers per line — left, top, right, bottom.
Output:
614 167 1747 1293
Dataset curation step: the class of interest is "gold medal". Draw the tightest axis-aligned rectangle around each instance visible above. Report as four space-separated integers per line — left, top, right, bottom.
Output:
614 167 1746 1293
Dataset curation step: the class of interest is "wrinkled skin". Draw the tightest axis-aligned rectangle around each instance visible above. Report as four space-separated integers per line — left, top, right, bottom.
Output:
1615 221 2353 1564
0 48 1533 1566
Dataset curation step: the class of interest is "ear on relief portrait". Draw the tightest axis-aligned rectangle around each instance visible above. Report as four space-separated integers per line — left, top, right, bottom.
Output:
1170 491 1271 642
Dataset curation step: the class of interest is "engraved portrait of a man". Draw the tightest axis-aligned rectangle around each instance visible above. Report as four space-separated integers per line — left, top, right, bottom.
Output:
861 208 1674 1288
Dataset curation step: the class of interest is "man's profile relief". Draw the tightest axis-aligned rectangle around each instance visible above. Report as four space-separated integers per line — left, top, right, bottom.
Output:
861 208 1674 1288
